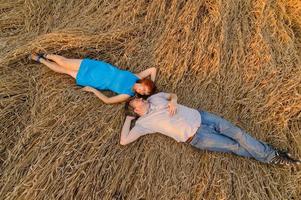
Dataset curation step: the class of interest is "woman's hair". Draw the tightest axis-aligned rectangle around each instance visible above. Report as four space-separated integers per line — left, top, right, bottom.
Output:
136 78 156 98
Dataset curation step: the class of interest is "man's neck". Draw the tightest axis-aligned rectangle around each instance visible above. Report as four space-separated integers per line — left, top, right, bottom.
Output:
145 103 150 114
140 102 150 116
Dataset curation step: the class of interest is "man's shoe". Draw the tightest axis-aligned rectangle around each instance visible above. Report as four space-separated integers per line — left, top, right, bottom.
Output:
270 150 301 166
280 150 301 165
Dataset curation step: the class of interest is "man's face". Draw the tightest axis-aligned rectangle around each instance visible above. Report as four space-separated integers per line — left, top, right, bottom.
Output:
129 98 148 116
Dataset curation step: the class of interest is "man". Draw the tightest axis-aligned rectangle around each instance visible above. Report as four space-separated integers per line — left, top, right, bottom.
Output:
120 92 300 165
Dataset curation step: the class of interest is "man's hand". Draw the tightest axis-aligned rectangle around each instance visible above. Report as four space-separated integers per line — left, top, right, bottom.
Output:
167 93 178 116
126 116 136 120
168 101 177 116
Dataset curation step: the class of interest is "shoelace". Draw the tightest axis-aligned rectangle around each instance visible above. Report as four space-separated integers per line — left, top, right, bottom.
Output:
271 151 301 165
270 153 290 165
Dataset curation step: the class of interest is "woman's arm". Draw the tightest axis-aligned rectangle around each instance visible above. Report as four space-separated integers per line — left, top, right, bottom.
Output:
135 67 157 82
82 87 130 104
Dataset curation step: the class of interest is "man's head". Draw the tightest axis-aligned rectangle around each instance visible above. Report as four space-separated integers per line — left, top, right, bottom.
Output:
127 98 150 116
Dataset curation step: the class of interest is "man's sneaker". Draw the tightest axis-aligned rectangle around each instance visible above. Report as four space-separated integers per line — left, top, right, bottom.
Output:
281 151 301 164
270 150 301 166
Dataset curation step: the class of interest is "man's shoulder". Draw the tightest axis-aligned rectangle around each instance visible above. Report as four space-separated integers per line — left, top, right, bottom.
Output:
147 92 169 100
135 114 155 130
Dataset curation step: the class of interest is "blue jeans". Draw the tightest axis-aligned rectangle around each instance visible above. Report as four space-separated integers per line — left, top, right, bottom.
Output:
190 111 276 163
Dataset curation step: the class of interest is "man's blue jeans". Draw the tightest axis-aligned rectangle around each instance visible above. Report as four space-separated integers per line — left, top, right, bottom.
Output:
189 110 276 163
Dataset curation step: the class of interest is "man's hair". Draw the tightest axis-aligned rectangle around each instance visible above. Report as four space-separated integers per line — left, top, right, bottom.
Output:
124 99 138 128
124 98 139 118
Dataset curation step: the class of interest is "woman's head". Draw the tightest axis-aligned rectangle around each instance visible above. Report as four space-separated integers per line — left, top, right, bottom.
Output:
133 78 156 96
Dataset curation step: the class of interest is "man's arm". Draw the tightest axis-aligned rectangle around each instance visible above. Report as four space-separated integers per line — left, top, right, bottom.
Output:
151 92 178 116
82 86 130 104
168 93 177 102
156 92 177 102
120 116 147 145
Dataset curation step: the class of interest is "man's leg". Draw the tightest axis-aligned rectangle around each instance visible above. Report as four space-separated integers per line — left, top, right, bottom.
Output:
199 110 276 163
190 125 253 159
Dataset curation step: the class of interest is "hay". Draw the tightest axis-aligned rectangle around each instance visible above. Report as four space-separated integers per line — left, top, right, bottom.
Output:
1 0 301 199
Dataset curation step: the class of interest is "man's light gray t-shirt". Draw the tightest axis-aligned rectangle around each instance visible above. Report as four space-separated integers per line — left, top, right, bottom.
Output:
130 92 201 142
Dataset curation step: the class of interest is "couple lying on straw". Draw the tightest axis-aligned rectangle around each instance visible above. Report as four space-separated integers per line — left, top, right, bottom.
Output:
30 53 300 166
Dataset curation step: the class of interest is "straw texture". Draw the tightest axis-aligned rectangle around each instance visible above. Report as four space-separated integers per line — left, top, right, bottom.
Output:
1 0 301 199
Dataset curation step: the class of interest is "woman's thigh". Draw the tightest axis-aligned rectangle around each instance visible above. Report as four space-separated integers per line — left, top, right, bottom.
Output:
60 58 82 71
68 70 78 79
47 54 83 71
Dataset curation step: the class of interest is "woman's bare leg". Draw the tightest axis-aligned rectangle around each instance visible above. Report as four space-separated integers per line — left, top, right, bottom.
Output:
45 54 82 71
31 54 77 78
40 59 78 78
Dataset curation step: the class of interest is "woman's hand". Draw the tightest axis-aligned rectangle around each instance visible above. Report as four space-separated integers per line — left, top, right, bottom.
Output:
168 101 177 116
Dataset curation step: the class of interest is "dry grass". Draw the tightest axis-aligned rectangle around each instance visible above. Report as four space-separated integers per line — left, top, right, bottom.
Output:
1 0 301 199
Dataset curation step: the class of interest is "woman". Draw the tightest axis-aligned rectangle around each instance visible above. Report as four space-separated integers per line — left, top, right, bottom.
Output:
30 53 157 104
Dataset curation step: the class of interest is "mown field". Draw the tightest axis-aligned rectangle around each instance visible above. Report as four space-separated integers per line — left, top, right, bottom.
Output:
1 0 301 199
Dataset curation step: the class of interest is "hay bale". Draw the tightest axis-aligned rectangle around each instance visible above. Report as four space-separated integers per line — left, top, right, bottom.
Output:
1 0 300 199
